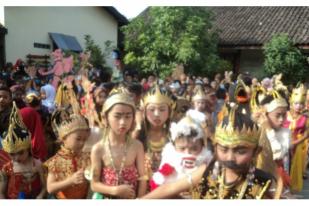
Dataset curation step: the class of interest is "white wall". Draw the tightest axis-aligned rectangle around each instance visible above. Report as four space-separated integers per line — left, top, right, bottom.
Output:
239 49 265 79
4 7 118 67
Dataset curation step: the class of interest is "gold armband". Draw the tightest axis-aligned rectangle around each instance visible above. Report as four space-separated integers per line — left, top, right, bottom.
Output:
138 175 149 181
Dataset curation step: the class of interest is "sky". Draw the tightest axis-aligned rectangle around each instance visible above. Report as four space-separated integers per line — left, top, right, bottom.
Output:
113 5 148 19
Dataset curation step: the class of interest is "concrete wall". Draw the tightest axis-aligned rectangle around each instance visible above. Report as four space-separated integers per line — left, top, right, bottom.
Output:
4 7 118 67
239 49 265 79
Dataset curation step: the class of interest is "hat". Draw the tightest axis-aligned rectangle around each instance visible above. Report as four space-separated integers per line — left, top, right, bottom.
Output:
214 104 260 148
1 102 31 153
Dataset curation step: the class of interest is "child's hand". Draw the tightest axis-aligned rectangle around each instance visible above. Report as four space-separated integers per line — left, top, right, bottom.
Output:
115 184 136 199
71 169 86 185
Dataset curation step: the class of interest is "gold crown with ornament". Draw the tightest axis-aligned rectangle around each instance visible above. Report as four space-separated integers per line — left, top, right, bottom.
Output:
102 85 136 116
290 83 307 104
264 90 288 113
141 84 175 110
250 86 287 113
1 102 31 153
214 105 260 148
52 113 90 140
192 86 207 102
25 92 40 104
250 85 266 113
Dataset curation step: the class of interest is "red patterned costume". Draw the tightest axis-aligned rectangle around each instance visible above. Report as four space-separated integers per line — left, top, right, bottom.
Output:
44 146 90 199
2 161 42 199
101 165 138 193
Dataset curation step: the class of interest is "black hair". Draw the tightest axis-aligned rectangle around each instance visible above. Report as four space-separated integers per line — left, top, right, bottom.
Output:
216 87 227 100
27 96 41 107
126 82 143 96
0 85 12 96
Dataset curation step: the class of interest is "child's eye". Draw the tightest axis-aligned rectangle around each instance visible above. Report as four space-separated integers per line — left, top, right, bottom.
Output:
236 149 247 155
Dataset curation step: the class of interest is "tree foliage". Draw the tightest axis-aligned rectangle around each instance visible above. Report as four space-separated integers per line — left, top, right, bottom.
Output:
263 33 309 84
122 7 227 78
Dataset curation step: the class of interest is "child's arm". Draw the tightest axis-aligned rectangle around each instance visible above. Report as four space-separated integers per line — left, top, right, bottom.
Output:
47 168 85 194
90 143 135 198
0 171 7 199
135 140 147 197
35 160 47 199
141 164 206 199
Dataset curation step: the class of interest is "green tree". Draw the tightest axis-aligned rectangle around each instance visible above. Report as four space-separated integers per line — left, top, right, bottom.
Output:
122 7 225 78
263 33 309 84
84 35 115 70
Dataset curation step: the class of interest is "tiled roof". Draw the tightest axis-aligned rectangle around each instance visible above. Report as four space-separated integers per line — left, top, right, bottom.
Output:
210 7 309 46
103 7 129 26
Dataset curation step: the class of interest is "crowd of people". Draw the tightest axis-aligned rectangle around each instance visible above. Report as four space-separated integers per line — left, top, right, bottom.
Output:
0 50 309 199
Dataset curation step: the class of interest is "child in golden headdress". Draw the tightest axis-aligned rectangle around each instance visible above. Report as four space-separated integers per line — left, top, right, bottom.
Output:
139 85 175 182
90 89 147 198
283 84 309 193
253 88 292 197
44 110 91 199
0 102 46 199
142 105 279 199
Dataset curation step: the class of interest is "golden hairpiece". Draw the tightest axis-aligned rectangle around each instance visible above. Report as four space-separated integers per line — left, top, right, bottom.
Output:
272 73 288 96
250 86 266 113
102 86 136 116
214 105 260 148
53 114 89 140
1 102 31 153
192 86 207 102
25 92 40 104
290 83 307 104
264 90 288 112
141 84 175 109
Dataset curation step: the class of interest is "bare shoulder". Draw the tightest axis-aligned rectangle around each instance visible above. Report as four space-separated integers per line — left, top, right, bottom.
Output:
130 138 143 150
91 140 104 155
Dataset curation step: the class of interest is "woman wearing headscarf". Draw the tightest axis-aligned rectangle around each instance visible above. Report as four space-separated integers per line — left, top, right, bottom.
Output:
20 107 47 161
41 83 56 113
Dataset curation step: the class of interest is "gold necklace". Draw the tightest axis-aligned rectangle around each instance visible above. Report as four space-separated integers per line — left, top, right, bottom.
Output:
218 168 248 199
107 136 129 185
147 137 166 153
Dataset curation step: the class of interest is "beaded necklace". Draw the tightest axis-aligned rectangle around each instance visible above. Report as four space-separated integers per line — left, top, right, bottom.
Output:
106 135 129 185
217 166 255 199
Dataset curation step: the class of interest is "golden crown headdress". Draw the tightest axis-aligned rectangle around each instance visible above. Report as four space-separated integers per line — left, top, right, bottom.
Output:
264 90 288 113
250 86 287 113
25 92 40 104
1 102 31 153
250 85 266 113
102 85 136 116
272 73 288 97
290 83 307 105
214 105 260 148
192 86 207 102
52 113 89 140
141 84 175 110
